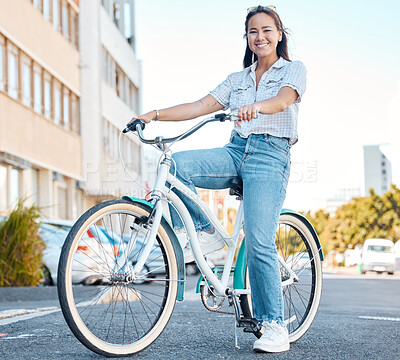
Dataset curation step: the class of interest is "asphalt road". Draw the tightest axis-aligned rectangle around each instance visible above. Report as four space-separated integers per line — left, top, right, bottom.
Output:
0 273 399 360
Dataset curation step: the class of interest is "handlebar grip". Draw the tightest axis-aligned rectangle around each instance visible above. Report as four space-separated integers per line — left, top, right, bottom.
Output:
123 119 146 133
214 113 227 121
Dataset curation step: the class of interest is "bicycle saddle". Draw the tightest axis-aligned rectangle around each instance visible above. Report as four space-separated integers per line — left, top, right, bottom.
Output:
229 177 243 199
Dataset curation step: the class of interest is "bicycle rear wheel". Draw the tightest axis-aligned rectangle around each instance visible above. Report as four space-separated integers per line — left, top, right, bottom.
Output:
57 200 178 357
240 213 322 343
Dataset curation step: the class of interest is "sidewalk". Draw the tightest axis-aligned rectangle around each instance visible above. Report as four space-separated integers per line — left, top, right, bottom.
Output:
323 265 360 275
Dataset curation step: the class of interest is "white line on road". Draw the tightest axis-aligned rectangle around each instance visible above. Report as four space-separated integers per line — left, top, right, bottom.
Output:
0 308 60 326
1 334 36 340
358 315 400 322
0 307 59 320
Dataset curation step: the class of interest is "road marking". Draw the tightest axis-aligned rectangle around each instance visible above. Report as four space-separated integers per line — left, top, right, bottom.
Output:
0 307 58 320
358 316 400 322
0 308 60 326
0 334 7 337
1 334 35 340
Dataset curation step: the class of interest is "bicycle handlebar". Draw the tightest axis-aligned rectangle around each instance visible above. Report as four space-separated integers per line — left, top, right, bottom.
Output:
122 113 240 145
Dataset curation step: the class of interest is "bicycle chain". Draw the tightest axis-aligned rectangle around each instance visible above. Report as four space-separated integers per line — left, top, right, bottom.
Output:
199 285 235 315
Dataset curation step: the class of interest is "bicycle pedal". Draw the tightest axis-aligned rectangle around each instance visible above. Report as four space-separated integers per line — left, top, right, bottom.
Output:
237 318 261 333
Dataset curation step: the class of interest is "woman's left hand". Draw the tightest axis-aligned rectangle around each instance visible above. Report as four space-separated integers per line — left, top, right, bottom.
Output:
238 104 260 121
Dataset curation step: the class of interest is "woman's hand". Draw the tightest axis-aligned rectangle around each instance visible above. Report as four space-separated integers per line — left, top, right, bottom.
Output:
127 110 156 125
238 103 260 122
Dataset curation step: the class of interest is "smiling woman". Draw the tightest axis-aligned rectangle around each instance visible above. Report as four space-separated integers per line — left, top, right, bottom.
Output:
127 5 307 355
244 5 289 67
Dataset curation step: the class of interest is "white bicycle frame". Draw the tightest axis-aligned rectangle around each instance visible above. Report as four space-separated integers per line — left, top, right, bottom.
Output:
130 152 298 296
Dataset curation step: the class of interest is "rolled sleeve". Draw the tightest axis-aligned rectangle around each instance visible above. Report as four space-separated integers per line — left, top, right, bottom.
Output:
280 61 307 102
209 74 234 110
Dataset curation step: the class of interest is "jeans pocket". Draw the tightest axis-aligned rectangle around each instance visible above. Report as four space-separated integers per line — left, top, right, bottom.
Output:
265 135 290 155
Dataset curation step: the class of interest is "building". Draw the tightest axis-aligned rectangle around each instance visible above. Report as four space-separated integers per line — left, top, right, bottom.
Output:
0 0 82 219
0 0 143 219
80 0 143 209
363 144 392 196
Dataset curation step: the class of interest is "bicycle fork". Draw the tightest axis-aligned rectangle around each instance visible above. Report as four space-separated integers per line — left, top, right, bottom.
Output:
114 157 171 279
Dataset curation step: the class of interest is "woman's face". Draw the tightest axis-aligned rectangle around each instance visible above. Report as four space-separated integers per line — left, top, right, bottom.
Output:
247 12 282 60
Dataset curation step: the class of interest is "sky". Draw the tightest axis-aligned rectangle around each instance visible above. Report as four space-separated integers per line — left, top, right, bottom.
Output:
134 0 400 212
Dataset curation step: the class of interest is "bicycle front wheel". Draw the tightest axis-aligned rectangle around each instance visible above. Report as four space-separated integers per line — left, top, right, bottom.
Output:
58 200 178 357
240 213 323 343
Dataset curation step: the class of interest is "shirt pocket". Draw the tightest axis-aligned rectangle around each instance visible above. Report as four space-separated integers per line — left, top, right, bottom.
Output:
258 76 284 98
229 84 253 108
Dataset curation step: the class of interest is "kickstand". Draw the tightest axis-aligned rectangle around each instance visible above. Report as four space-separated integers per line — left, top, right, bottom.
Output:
231 293 241 349
230 290 263 350
234 317 240 349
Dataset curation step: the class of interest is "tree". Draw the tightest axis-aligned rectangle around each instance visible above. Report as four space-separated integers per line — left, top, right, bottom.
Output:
305 185 400 253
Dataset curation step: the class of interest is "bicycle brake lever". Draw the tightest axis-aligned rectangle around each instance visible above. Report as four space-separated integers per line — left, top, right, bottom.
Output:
123 119 146 133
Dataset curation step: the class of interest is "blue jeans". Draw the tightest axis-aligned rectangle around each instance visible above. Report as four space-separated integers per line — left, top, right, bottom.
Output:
169 134 290 324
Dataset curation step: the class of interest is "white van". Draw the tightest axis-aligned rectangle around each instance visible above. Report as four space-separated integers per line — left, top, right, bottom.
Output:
361 239 395 275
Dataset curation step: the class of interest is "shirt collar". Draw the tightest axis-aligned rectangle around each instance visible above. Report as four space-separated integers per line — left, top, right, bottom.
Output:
249 57 288 73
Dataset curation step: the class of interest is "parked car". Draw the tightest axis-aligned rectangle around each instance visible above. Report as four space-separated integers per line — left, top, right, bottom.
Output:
361 239 395 275
39 223 105 285
39 219 124 285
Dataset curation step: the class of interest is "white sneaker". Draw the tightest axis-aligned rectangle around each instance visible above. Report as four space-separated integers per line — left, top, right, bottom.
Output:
253 321 290 353
176 229 225 264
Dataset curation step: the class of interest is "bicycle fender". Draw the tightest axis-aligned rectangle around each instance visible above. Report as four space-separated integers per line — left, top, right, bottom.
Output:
233 209 324 290
280 209 324 261
122 196 186 301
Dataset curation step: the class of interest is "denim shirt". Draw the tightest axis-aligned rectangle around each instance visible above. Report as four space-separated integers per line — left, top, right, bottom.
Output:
210 57 307 144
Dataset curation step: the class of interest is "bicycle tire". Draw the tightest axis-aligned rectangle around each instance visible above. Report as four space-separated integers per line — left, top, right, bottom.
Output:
57 200 178 357
239 213 322 343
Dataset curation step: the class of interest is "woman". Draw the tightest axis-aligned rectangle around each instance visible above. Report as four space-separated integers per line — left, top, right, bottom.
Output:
128 5 306 353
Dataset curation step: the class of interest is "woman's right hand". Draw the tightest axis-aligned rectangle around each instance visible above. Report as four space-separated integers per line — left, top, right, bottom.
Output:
127 110 157 125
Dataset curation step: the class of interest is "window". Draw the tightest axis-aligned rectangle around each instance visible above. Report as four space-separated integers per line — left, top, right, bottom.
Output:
57 179 68 219
113 2 120 27
63 87 70 130
10 168 20 207
0 165 7 210
53 0 60 31
70 9 77 48
54 79 62 125
33 64 42 114
61 0 69 39
116 67 125 100
71 93 79 133
44 72 52 119
31 168 40 206
22 55 32 107
7 43 19 100
0 35 5 92
124 76 129 104
130 82 138 110
33 0 42 11
102 48 108 83
43 0 50 21
124 2 132 39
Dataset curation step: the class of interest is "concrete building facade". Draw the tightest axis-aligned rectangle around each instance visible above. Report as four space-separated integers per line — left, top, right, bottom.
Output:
363 145 392 196
80 0 143 209
0 0 143 219
0 0 82 219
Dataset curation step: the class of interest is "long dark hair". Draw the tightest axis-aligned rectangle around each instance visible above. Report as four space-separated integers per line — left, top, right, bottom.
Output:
243 6 290 68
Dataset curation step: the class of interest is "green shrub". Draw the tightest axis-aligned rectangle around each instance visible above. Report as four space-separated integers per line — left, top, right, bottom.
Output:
0 200 44 286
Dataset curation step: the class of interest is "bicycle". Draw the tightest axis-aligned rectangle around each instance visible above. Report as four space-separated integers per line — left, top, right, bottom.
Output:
57 113 323 357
